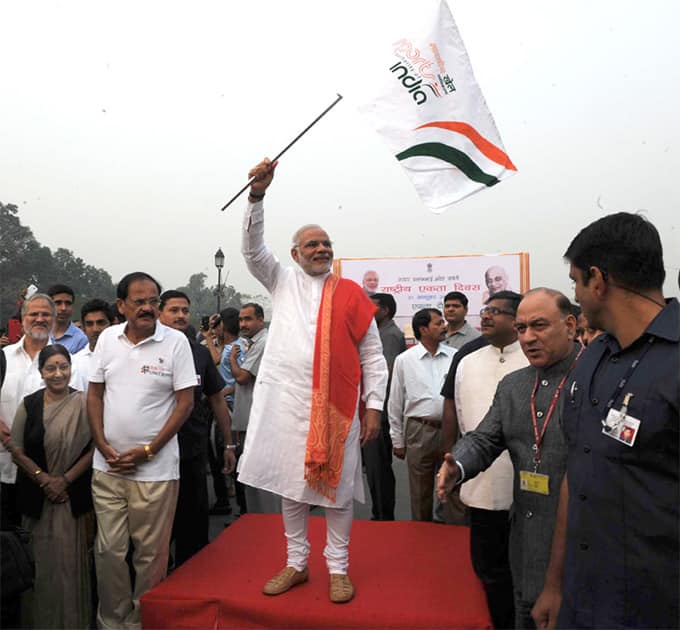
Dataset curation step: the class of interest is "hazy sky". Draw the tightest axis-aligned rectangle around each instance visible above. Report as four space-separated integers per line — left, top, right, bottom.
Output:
2 0 679 302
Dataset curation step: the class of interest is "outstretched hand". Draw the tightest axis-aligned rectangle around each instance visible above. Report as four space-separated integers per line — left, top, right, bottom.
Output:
436 453 461 501
248 158 278 196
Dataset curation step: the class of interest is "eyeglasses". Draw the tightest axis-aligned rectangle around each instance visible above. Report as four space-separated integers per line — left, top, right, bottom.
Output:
298 239 333 249
127 297 161 308
480 306 515 318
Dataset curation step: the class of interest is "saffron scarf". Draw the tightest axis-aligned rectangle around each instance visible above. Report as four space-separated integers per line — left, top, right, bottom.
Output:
304 274 377 501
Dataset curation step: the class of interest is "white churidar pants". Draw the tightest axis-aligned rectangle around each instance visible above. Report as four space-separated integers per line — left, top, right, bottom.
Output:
281 497 353 574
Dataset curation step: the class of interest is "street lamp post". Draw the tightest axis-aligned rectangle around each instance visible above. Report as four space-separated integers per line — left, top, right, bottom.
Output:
214 247 225 313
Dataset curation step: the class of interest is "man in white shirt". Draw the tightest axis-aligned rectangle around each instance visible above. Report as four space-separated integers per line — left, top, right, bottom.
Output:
0 293 56 528
455 290 528 629
87 272 197 630
237 158 387 604
71 299 114 393
388 308 454 521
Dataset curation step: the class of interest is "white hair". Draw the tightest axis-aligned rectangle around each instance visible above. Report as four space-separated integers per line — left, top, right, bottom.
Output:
291 224 325 247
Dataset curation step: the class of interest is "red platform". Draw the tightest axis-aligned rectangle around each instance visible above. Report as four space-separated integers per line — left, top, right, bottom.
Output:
141 513 491 629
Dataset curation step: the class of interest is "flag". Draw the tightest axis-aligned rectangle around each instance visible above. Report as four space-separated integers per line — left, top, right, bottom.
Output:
359 0 516 212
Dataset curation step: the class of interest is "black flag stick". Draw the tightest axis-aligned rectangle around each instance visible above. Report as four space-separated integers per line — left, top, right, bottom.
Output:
220 93 343 211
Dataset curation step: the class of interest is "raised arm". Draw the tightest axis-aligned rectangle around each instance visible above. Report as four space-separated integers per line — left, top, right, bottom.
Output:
242 158 281 292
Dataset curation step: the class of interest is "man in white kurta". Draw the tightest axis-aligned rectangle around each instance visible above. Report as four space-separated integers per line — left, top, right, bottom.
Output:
237 158 387 603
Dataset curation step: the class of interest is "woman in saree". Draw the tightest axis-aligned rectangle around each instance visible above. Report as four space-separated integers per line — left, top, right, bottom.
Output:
10 344 94 629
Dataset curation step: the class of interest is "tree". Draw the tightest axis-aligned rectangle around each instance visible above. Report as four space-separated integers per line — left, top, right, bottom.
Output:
176 272 245 327
0 202 116 327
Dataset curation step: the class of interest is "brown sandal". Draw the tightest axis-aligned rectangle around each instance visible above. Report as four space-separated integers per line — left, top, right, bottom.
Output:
263 566 309 595
329 573 354 603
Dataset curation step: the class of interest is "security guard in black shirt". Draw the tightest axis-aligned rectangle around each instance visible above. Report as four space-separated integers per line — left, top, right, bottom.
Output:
533 212 679 629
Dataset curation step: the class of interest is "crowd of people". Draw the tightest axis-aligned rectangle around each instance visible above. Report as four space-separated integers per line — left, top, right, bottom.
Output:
0 156 677 630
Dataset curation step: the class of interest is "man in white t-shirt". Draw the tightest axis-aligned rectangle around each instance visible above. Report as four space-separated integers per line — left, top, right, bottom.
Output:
87 272 197 630
71 298 114 393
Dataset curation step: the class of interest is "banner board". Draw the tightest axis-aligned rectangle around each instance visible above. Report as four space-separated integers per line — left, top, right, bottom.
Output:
335 253 529 337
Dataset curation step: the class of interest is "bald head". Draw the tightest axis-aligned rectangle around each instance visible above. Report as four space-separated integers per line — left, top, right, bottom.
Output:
522 287 573 317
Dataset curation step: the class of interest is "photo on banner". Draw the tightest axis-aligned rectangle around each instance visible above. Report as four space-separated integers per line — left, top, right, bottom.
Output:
335 253 529 338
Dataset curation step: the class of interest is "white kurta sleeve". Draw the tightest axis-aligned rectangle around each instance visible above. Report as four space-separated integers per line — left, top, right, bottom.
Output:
387 354 406 449
358 319 387 412
242 200 281 293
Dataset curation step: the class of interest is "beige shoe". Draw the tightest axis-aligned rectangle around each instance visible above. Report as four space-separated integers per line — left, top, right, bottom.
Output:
329 573 354 603
263 566 309 595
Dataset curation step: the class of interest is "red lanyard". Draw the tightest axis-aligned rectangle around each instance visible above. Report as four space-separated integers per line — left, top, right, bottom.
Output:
530 348 583 469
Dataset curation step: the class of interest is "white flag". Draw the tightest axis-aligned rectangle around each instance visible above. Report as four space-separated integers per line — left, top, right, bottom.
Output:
359 0 516 212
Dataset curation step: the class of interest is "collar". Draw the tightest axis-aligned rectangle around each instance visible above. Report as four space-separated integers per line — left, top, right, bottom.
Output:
447 321 471 337
76 345 94 358
296 266 332 282
416 341 453 359
488 339 521 356
53 321 79 340
4 336 30 358
644 298 679 342
248 327 268 345
118 320 166 346
536 343 582 379
599 298 679 351
6 336 48 360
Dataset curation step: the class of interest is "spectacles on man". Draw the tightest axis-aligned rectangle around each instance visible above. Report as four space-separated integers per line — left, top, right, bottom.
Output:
480 306 515 318
298 239 333 249
127 297 161 308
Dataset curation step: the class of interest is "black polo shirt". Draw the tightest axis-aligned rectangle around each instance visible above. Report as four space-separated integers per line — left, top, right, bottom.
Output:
440 334 489 399
559 299 679 629
177 337 225 460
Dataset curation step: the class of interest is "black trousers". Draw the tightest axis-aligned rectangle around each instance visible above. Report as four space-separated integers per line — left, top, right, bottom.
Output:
172 454 209 567
1 482 21 628
207 420 229 503
362 412 396 520
469 507 515 629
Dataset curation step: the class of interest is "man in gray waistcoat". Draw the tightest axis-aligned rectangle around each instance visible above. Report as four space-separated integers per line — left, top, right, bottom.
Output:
437 288 580 629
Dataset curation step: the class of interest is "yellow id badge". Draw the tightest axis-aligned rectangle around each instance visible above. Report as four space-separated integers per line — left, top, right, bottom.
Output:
519 470 550 495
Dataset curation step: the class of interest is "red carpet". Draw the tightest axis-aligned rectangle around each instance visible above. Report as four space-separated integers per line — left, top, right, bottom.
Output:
141 513 491 629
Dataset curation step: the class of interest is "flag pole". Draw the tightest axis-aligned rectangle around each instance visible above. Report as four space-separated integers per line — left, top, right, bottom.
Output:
220 93 343 211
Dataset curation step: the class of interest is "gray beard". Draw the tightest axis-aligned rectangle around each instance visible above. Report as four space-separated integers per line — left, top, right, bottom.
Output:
27 327 50 342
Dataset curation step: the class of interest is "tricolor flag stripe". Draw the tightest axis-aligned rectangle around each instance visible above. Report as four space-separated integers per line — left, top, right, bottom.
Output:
396 142 500 187
416 121 517 171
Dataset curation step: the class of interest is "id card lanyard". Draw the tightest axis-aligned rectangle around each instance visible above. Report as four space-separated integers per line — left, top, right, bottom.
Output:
530 348 583 472
600 336 654 432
